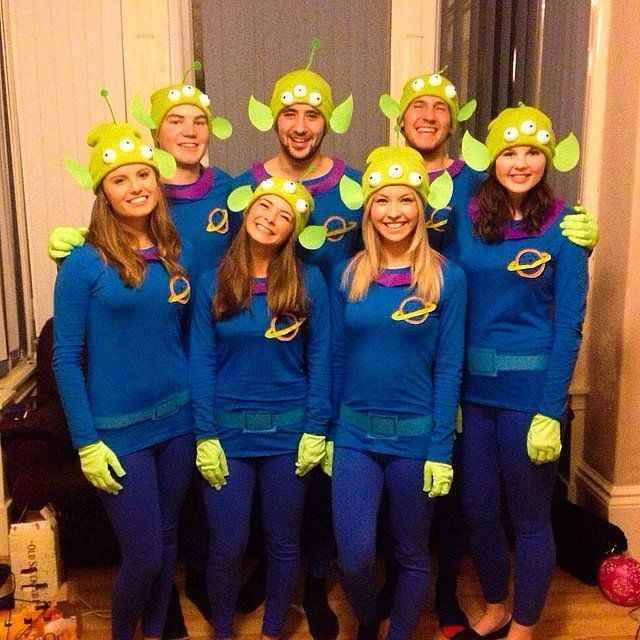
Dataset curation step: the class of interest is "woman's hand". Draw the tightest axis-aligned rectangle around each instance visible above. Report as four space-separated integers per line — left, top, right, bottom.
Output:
48 226 88 260
423 461 453 497
527 414 561 464
78 441 126 495
295 434 326 476
196 438 229 489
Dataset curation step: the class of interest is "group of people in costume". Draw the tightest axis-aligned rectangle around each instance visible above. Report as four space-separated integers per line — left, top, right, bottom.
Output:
49 40 598 640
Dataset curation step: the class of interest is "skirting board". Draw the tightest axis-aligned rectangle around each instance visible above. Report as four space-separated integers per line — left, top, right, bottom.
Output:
576 462 640 558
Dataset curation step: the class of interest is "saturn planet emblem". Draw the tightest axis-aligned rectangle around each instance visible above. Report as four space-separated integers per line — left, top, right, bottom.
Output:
391 296 437 325
507 248 551 279
323 215 358 242
206 208 229 234
168 275 191 304
264 314 307 341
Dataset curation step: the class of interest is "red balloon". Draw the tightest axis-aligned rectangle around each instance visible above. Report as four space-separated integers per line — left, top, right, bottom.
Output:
598 554 640 606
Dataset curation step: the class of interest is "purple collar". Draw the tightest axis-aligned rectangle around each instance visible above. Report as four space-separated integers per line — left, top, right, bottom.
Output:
376 267 412 287
428 158 465 181
468 197 565 239
137 246 160 262
163 167 214 201
250 157 347 196
251 278 267 295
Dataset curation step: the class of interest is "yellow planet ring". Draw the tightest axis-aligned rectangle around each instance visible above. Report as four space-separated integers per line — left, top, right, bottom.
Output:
264 314 307 341
324 216 357 242
206 208 229 234
507 250 551 279
168 276 191 304
425 219 448 231
391 297 437 325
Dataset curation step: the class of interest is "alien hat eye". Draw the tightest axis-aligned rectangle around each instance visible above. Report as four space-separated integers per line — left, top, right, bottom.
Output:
408 171 423 186
503 127 519 142
411 78 425 92
140 144 154 159
281 91 294 106
388 164 403 178
293 84 307 98
428 74 443 86
102 148 117 164
182 84 196 97
260 178 275 189
444 84 457 99
283 180 297 194
168 88 181 101
295 198 309 213
520 120 537 135
536 129 551 144
119 138 135 152
199 93 211 108
368 171 382 186
308 91 322 106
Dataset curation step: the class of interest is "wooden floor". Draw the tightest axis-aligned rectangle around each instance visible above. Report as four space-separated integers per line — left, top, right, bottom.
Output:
56 557 639 639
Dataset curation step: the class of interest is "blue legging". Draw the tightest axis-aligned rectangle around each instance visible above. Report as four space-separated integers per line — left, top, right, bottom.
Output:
202 454 308 638
458 402 558 626
99 433 194 640
333 447 434 640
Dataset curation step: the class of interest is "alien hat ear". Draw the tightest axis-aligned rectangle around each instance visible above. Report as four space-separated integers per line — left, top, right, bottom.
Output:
426 170 454 211
248 95 275 132
552 132 580 172
298 225 328 250
227 184 255 212
379 94 402 121
211 116 233 140
154 148 177 179
457 98 477 123
461 130 491 172
329 95 354 134
64 158 93 190
339 174 364 210
131 95 158 130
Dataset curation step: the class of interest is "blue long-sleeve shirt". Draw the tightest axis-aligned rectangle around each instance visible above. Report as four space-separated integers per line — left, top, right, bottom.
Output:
53 244 194 455
165 166 239 278
235 159 362 279
330 260 467 462
189 264 331 457
447 198 589 419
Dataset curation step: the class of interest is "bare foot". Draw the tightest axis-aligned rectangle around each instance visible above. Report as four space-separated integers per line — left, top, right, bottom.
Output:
472 602 510 635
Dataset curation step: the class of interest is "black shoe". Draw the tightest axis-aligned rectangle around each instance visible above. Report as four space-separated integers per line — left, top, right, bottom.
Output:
480 619 511 640
303 574 339 640
162 583 189 640
185 569 212 621
236 557 267 614
356 620 380 640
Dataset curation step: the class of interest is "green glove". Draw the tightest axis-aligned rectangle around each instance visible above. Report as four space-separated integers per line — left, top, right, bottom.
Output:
196 438 229 490
48 226 88 260
527 413 562 465
321 440 334 477
423 461 453 497
295 433 326 477
78 441 126 495
559 205 598 250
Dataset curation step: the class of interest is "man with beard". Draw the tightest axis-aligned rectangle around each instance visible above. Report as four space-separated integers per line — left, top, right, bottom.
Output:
233 42 361 640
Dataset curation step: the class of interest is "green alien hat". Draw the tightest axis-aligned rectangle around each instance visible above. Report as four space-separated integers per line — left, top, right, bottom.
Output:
64 89 177 192
248 38 353 135
227 176 314 238
298 145 454 252
379 67 477 131
461 102 580 172
131 61 233 141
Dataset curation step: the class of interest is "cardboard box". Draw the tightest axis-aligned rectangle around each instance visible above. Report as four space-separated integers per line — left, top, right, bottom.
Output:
9 506 63 603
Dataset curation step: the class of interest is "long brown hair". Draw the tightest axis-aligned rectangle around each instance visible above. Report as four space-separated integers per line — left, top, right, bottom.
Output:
343 194 444 303
474 167 555 243
87 186 186 287
213 218 307 320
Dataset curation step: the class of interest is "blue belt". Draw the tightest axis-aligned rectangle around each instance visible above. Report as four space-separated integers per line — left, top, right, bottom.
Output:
95 389 190 429
340 405 432 438
467 348 549 377
214 408 304 433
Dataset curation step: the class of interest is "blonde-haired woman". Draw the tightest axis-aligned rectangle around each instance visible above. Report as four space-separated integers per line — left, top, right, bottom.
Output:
189 177 331 640
54 118 193 640
329 146 466 640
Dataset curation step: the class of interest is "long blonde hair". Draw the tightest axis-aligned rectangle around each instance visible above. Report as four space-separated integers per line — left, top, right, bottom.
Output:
343 194 444 303
213 217 307 320
87 187 186 287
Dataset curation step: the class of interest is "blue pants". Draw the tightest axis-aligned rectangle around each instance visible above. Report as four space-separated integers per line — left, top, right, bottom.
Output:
458 402 558 626
333 447 434 640
99 434 194 640
203 454 308 638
